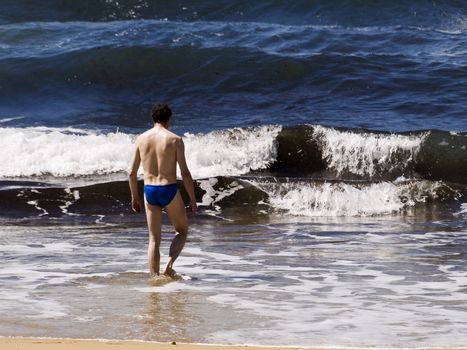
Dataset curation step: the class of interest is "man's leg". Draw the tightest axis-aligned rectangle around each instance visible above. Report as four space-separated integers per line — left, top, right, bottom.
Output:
145 202 162 277
163 191 188 276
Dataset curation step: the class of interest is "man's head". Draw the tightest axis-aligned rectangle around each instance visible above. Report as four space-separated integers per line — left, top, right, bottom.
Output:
151 103 172 124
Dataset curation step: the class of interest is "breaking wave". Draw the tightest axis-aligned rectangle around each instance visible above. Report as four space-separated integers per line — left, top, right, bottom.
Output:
1 125 466 183
1 123 465 219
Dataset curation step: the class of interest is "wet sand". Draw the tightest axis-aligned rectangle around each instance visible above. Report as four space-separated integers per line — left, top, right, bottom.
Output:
2 338 467 350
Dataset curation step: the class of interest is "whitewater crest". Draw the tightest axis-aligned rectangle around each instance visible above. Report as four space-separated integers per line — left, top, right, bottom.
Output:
0 125 281 179
312 125 427 178
254 178 458 217
0 127 135 177
183 125 281 179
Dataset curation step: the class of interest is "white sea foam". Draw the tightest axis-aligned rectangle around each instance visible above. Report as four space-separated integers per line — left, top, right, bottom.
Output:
197 177 243 209
0 116 24 123
26 200 49 216
26 299 69 319
313 125 426 177
0 127 135 177
257 180 446 217
454 202 467 216
0 125 280 179
183 125 281 179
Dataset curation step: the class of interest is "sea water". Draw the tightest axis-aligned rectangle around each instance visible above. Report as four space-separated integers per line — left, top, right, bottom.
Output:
0 1 466 347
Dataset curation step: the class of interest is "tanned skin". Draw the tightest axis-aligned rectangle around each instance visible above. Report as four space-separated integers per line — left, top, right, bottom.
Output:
128 120 197 277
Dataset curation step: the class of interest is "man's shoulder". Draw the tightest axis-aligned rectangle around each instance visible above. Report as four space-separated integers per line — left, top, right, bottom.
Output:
165 130 182 142
137 128 182 145
133 130 154 148
136 129 152 139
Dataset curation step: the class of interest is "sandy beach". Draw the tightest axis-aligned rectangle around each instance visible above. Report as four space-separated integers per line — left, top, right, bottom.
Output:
2 338 467 350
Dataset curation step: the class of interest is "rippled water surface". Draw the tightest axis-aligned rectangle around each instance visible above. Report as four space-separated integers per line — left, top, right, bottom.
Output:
2 212 467 346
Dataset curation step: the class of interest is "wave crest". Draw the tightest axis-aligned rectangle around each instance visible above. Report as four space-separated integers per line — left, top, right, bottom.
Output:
0 126 280 179
313 125 426 178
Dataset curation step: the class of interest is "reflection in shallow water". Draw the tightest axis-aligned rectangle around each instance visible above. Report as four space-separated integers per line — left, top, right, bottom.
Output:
143 291 192 342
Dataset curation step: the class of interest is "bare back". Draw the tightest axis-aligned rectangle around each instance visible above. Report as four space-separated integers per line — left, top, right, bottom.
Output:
136 126 180 185
127 106 197 278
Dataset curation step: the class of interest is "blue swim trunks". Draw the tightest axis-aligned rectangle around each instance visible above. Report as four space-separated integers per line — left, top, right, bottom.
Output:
144 183 178 207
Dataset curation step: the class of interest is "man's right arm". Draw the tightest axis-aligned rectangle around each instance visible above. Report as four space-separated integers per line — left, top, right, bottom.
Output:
128 138 141 213
176 138 197 213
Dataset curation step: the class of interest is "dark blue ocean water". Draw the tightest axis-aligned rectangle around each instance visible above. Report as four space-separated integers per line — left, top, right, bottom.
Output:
1 0 466 134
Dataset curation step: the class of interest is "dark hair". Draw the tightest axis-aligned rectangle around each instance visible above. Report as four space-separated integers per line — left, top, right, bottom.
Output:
151 103 172 124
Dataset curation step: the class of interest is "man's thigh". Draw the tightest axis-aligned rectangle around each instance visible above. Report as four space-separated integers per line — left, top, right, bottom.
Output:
165 191 188 232
145 202 162 239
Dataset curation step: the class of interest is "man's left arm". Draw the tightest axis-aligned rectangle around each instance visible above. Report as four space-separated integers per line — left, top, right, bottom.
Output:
128 140 141 213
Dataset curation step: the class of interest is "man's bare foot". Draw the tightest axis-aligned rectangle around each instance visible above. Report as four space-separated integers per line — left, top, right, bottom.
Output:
163 267 176 278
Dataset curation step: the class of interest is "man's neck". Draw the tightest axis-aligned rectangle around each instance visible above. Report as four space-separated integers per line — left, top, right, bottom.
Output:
154 122 168 129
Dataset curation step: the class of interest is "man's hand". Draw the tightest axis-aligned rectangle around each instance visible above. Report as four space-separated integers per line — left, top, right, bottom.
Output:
189 200 197 214
131 198 141 213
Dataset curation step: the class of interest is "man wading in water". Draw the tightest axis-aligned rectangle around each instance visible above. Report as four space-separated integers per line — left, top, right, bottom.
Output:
128 104 197 277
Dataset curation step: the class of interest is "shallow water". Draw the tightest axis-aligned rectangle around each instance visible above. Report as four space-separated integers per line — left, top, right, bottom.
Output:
1 211 467 346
